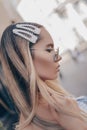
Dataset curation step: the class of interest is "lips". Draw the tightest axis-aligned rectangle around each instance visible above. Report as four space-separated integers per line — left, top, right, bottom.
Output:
56 65 60 69
56 65 60 71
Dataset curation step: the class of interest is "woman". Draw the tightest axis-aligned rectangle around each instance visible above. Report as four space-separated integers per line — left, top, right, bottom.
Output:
0 22 87 130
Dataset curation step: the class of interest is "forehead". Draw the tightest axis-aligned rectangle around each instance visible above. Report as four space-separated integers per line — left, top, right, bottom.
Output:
34 27 54 48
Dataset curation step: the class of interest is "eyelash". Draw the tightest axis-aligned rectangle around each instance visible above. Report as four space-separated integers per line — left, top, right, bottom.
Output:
46 48 53 53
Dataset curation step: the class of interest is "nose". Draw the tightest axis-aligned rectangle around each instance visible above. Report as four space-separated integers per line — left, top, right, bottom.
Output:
56 55 62 62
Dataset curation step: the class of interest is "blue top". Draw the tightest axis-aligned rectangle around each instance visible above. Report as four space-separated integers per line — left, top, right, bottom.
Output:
76 96 87 112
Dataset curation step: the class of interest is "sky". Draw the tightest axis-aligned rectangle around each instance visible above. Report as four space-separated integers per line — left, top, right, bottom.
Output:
17 0 87 53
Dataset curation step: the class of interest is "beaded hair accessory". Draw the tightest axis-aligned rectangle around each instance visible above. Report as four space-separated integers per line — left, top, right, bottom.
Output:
12 23 41 43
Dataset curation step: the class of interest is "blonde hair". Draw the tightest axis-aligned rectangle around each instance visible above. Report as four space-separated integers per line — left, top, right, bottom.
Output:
0 23 87 130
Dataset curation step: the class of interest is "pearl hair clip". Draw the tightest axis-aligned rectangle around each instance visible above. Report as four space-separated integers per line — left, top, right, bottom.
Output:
12 23 41 43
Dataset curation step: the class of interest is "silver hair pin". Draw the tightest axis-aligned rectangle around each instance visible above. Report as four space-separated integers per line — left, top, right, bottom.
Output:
16 24 41 34
13 29 38 43
12 23 41 43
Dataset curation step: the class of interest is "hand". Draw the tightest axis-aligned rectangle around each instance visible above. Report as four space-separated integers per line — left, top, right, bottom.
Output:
49 97 87 130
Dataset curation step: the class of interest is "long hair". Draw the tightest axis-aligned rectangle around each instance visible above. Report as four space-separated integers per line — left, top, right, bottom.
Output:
0 23 87 130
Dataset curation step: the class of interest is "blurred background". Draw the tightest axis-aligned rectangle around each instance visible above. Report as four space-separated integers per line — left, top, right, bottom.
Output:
0 0 87 96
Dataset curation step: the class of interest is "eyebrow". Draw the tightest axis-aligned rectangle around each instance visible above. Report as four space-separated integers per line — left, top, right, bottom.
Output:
46 43 54 48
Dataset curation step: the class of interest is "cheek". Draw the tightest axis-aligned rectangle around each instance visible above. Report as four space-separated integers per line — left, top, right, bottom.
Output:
33 53 57 80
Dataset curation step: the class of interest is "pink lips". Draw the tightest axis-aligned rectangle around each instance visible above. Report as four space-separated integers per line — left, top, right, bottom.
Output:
56 65 60 71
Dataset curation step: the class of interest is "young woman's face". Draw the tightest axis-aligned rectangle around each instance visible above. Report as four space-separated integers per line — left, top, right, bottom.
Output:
32 27 62 81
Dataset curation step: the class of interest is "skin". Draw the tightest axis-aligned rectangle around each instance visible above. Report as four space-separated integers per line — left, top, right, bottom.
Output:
32 27 62 81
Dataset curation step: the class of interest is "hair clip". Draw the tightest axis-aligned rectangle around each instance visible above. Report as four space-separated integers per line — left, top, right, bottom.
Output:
16 23 41 35
12 23 41 43
13 29 38 43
